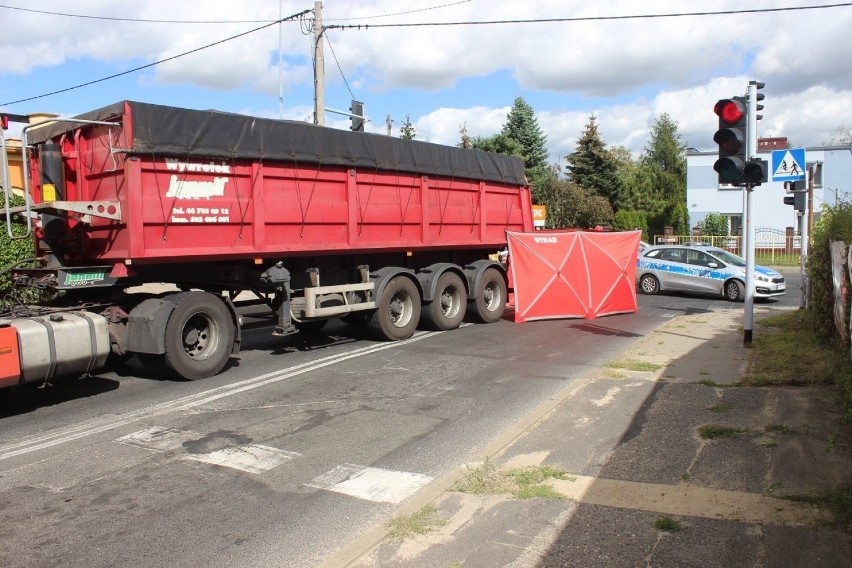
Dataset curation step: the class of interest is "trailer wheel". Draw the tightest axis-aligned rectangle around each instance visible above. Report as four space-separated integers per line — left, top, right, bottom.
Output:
163 292 234 380
368 276 421 341
421 272 466 331
468 268 507 323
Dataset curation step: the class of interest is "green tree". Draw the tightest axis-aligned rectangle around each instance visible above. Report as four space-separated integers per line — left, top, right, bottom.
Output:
399 115 416 140
697 212 729 236
471 132 524 159
565 114 624 209
500 97 548 175
611 209 648 240
824 124 852 146
458 123 472 149
640 113 688 237
536 166 613 229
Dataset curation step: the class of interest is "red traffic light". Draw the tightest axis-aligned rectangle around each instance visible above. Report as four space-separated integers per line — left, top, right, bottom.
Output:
714 99 745 124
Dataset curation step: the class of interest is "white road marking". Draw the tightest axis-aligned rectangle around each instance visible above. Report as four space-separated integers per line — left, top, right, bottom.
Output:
186 444 301 474
117 426 301 474
116 425 199 451
307 464 433 503
0 331 442 462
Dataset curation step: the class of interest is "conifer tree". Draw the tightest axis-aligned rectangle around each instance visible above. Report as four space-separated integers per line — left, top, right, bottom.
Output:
565 114 624 209
458 123 472 149
501 97 548 175
641 113 688 235
399 115 416 140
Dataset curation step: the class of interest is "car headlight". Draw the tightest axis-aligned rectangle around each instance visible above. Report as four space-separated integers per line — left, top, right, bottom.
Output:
755 275 769 282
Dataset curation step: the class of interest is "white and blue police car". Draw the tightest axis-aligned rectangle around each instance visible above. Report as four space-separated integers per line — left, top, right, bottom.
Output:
636 244 785 301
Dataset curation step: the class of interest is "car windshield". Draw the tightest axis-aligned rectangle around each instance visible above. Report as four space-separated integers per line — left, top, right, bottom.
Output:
707 249 745 267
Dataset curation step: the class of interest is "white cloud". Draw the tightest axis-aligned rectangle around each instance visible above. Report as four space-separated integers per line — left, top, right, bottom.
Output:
1 0 851 163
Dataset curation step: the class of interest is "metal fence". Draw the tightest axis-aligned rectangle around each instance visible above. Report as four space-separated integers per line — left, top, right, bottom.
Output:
652 229 802 266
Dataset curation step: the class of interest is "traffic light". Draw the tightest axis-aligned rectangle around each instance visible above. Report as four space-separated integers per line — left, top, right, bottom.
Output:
743 158 768 185
713 96 747 184
350 100 364 132
751 80 765 122
783 181 806 211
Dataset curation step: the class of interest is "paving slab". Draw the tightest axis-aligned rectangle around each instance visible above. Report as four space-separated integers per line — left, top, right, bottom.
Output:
346 306 852 568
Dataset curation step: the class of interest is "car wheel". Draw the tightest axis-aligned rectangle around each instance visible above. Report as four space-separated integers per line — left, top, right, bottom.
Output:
639 274 660 295
724 279 744 302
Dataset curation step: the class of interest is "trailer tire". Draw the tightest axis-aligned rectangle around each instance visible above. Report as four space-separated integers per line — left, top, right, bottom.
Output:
163 292 235 380
421 272 466 331
468 268 507 323
368 276 421 341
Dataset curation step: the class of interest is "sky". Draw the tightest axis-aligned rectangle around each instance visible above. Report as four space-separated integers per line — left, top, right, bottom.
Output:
1 0 851 166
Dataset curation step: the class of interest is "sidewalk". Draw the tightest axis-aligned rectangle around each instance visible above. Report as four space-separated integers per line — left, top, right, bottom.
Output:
337 305 852 567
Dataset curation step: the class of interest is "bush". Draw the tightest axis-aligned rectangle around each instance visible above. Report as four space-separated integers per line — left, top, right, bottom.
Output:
612 209 648 240
696 212 729 236
807 203 852 342
806 202 852 420
0 190 37 294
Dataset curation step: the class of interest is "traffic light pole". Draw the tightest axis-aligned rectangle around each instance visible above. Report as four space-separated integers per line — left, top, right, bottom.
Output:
743 82 760 345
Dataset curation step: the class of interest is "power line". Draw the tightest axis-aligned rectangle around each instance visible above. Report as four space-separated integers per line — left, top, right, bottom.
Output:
327 2 852 29
325 0 473 22
0 0 474 25
0 10 311 106
324 33 355 101
0 3 274 24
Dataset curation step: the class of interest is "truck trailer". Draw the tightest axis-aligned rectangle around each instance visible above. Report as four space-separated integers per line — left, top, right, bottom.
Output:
0 101 533 386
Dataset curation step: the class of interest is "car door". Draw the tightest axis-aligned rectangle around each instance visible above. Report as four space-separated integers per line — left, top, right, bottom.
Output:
685 250 725 294
657 248 691 291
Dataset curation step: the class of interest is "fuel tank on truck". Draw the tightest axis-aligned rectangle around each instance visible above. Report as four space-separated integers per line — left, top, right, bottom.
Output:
0 312 110 387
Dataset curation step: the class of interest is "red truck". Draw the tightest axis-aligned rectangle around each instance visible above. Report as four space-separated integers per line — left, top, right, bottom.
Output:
0 101 533 386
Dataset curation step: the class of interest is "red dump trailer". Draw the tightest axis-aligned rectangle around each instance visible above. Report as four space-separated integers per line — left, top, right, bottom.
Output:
0 101 533 385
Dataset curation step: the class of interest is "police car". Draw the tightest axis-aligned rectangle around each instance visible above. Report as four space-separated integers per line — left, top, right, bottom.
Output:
636 244 786 301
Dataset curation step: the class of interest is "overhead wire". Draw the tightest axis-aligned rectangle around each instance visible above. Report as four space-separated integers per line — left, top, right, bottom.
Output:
324 32 355 102
0 0 474 24
2 2 850 108
0 10 311 106
324 0 473 21
327 2 852 29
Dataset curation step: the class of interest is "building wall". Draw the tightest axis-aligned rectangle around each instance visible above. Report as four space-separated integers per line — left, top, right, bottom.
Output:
687 146 852 235
3 138 24 196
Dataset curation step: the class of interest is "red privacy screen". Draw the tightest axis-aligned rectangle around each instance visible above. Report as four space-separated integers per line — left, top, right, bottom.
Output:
507 230 640 322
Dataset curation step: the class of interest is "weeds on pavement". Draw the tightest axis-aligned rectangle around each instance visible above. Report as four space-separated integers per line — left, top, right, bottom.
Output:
452 461 572 500
386 505 448 541
654 516 685 532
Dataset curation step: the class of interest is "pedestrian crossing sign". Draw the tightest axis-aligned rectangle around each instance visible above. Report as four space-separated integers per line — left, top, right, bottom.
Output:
771 148 806 182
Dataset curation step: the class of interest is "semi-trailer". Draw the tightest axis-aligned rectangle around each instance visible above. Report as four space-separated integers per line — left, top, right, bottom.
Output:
0 101 533 386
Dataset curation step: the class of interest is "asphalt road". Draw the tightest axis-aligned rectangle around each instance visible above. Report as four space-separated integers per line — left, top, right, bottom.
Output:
0 272 802 568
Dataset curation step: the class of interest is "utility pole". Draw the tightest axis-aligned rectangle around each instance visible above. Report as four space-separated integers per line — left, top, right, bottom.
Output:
313 1 325 126
278 0 284 119
386 115 392 136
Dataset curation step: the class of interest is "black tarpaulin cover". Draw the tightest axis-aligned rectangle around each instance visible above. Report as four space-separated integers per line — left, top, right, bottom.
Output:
30 100 528 186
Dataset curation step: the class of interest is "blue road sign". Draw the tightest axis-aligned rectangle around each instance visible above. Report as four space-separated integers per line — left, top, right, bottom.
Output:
772 148 806 182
